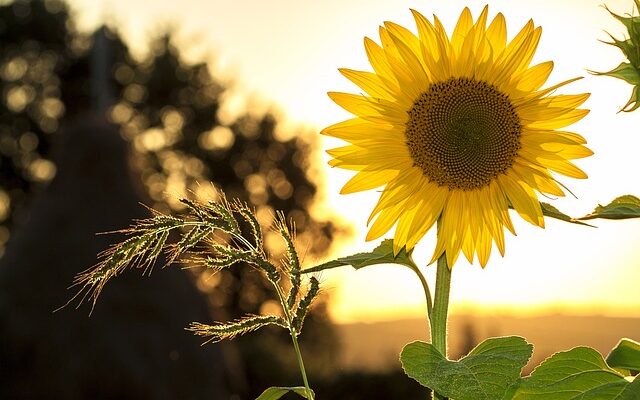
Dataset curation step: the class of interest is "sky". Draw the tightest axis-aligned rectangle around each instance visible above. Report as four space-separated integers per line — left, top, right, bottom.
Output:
67 0 640 323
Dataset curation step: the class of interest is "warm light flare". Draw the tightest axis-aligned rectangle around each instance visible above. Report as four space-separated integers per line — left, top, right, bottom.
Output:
66 0 640 322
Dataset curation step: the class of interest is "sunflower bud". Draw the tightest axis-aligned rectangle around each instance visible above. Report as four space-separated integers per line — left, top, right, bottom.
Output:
597 1 640 111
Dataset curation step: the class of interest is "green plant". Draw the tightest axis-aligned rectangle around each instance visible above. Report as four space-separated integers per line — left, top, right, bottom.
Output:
68 194 318 399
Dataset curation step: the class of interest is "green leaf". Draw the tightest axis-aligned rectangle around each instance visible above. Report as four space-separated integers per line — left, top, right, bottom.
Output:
605 4 640 61
507 347 637 399
302 239 415 273
540 202 594 227
592 62 640 85
607 339 640 373
400 336 533 400
579 195 640 220
620 377 640 399
255 386 314 400
621 85 640 112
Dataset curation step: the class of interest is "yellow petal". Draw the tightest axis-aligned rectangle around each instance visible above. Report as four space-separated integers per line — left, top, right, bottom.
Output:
321 118 403 142
378 27 423 99
341 169 399 194
521 129 587 147
383 21 423 63
338 68 397 101
364 37 400 87
386 27 430 91
393 202 422 254
478 192 507 256
487 180 515 234
327 147 412 171
486 12 507 55
404 183 448 249
440 191 466 266
477 224 493 267
411 9 449 81
452 7 474 54
514 77 584 106
367 199 409 241
518 93 590 122
369 168 427 222
498 174 544 227
494 26 541 86
327 92 408 124
512 161 565 197
541 158 588 179
516 61 553 92
525 108 589 130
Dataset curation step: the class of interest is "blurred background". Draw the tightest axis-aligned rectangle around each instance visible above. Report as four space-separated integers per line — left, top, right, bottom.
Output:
0 0 638 399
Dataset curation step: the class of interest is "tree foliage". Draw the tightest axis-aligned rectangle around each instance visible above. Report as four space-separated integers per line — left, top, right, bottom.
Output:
0 0 341 396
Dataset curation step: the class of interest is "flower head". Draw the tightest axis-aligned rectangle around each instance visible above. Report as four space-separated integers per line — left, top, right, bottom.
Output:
323 6 591 267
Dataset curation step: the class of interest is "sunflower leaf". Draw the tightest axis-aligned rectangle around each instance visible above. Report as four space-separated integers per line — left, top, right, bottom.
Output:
607 338 640 374
579 195 640 220
592 62 640 85
400 336 532 400
255 386 314 400
540 202 594 227
623 85 640 112
505 346 638 399
301 239 415 273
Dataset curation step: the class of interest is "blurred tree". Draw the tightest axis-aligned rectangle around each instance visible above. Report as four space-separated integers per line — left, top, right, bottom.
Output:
0 0 342 397
0 0 134 251
0 0 70 251
113 33 342 397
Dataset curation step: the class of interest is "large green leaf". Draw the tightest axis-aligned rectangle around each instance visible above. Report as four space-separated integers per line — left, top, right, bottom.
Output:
255 386 314 400
620 378 640 399
302 239 415 273
579 195 640 220
607 339 640 373
506 347 638 399
401 336 532 400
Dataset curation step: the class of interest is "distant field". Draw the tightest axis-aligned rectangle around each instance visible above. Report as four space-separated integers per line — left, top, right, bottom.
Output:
336 314 640 373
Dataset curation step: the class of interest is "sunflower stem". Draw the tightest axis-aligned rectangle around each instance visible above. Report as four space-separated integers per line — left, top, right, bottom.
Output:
430 252 451 400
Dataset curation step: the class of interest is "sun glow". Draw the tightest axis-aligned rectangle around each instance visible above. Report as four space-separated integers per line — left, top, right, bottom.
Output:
67 0 640 323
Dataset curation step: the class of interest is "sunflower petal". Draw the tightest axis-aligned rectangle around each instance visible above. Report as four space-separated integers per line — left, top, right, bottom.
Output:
341 169 399 194
338 68 397 100
498 175 544 227
452 7 474 54
516 61 554 92
367 199 409 241
486 12 507 55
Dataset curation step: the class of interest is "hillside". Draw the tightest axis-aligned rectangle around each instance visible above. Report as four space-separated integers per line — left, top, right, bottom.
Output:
336 314 640 373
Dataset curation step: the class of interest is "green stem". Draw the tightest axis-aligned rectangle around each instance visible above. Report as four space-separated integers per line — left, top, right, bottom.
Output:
290 330 313 399
430 253 452 400
274 285 314 399
404 262 433 324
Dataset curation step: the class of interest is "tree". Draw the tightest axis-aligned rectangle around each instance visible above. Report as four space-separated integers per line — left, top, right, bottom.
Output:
0 0 341 397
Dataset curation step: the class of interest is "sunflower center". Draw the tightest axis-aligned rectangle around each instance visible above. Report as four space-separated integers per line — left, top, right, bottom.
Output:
405 77 521 191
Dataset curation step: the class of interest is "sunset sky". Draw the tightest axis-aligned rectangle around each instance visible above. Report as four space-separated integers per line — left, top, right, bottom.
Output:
67 0 640 323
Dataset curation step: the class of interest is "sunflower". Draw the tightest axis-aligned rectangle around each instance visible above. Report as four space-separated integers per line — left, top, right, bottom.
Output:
323 6 591 267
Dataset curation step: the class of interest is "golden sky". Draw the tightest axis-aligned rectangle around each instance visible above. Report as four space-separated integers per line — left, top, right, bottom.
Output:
68 0 640 323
